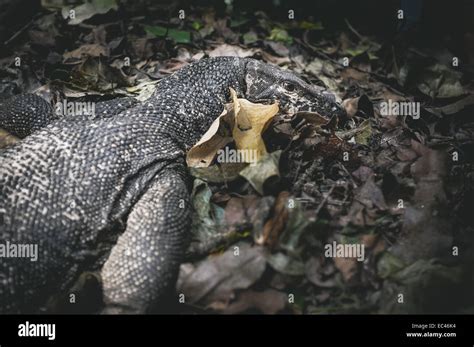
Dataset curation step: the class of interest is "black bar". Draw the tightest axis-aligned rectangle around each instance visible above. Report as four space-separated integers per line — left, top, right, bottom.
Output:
0 314 472 346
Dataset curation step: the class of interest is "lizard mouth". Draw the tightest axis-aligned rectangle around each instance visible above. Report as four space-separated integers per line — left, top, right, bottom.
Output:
278 91 341 116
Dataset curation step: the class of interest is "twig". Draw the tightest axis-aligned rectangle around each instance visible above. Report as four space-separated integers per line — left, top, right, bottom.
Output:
344 18 363 40
339 163 357 189
314 183 336 218
4 20 33 46
291 157 304 186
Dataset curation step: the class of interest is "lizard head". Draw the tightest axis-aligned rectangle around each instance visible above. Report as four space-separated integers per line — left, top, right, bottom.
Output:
243 59 345 118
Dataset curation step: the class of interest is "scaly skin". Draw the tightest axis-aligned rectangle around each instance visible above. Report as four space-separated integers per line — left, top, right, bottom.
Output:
0 57 345 313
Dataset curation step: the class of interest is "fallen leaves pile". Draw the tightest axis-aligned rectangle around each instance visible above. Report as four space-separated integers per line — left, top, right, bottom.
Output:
179 77 473 314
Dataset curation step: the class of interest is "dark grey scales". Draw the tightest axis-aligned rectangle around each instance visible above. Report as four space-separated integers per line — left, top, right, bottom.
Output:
0 94 139 138
0 57 345 313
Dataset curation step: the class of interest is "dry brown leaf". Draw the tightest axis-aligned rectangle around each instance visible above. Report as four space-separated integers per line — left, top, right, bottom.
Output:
342 95 373 119
340 67 368 82
360 234 378 249
293 111 329 126
256 191 290 247
187 88 278 167
372 238 386 256
334 257 358 283
63 44 108 61
207 44 257 58
176 242 267 305
342 97 359 118
260 50 291 66
231 88 279 162
0 128 19 149
186 105 234 167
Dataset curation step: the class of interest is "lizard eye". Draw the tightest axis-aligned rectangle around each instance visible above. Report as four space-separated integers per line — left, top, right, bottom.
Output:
284 82 296 92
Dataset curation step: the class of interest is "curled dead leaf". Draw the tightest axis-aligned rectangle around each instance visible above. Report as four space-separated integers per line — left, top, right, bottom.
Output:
342 95 373 119
186 105 234 168
230 88 279 162
207 44 258 58
177 242 267 305
187 88 278 168
256 191 290 247
63 44 109 61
